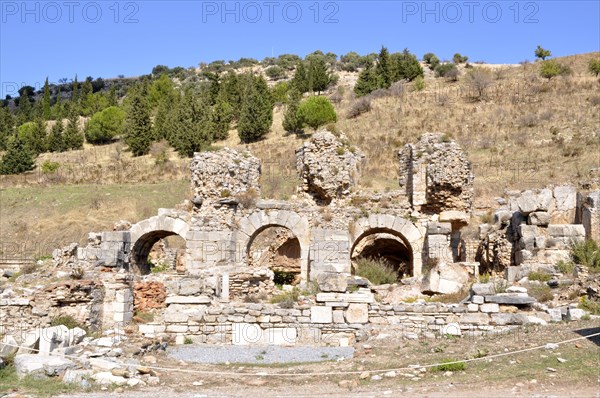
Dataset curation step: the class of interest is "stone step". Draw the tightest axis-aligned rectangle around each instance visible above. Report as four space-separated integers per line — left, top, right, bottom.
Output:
484 295 535 305
316 292 375 304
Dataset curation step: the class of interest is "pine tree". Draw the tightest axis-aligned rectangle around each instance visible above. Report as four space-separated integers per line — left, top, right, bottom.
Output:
48 119 64 152
282 88 303 134
63 111 84 150
238 75 273 143
376 46 392 88
0 106 15 150
0 135 35 175
219 72 242 120
354 63 379 97
124 85 153 156
107 86 118 107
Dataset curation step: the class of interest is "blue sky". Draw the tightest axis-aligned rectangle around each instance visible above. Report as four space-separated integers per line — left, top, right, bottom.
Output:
1 0 598 97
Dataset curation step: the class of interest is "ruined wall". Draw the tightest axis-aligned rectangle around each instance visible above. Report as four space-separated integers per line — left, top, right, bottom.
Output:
398 133 474 214
296 131 365 204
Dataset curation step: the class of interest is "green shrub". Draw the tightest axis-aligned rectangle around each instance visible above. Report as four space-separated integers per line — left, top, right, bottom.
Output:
432 359 467 372
588 59 600 77
297 96 337 130
528 284 554 302
527 271 552 282
578 296 600 315
270 288 300 308
413 76 425 91
571 240 600 270
273 270 297 286
540 60 571 80
85 106 125 144
354 257 397 285
41 160 60 174
150 261 171 273
184 337 193 344
50 315 82 329
556 260 576 275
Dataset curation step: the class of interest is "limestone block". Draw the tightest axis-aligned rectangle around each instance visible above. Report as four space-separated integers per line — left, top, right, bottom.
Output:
316 273 348 293
345 303 369 324
165 296 211 305
232 323 263 345
310 306 333 323
266 328 297 345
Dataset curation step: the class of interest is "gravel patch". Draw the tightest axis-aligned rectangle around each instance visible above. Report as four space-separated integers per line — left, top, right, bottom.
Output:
169 345 355 364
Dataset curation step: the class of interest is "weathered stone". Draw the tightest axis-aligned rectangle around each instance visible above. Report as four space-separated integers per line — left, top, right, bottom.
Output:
296 131 365 203
479 303 500 313
165 296 211 305
566 308 585 321
316 273 348 293
316 291 375 304
484 295 535 305
421 262 469 295
0 335 18 358
92 372 128 386
39 325 69 354
459 313 490 325
345 304 369 324
427 222 452 235
529 212 550 226
471 283 495 296
14 354 75 378
190 148 261 207
547 224 586 238
310 306 333 323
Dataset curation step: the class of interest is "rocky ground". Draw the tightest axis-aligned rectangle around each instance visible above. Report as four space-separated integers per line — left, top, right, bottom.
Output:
2 319 598 397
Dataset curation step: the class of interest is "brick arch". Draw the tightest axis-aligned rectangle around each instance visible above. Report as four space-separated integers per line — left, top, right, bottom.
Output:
129 215 191 274
236 210 310 282
350 215 424 276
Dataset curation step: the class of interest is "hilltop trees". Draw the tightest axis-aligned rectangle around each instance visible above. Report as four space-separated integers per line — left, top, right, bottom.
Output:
588 59 600 77
167 90 214 157
63 111 84 150
423 53 440 70
535 45 551 61
48 119 65 152
354 47 423 96
539 60 571 79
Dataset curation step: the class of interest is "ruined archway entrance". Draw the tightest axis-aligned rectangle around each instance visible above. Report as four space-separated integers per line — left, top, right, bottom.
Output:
351 228 413 281
131 231 186 275
248 226 302 286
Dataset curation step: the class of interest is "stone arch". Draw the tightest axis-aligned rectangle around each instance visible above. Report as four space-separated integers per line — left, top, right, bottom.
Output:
237 210 310 282
349 215 423 276
129 215 191 275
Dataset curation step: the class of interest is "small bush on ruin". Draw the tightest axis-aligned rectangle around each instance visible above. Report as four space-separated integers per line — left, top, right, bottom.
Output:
527 271 552 282
50 315 82 330
184 337 193 344
354 257 397 285
236 188 259 209
270 288 300 308
556 260 576 275
432 359 467 372
571 240 600 270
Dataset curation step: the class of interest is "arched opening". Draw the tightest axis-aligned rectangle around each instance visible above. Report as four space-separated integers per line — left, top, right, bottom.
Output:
247 226 301 286
351 229 413 281
131 231 186 275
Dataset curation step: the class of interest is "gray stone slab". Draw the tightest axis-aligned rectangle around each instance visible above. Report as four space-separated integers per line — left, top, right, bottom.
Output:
484 295 535 305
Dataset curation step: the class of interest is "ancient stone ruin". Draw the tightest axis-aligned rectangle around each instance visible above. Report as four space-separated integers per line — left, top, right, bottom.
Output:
1 130 599 372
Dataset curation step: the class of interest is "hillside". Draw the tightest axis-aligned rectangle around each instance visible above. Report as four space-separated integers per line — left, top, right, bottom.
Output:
1 52 599 255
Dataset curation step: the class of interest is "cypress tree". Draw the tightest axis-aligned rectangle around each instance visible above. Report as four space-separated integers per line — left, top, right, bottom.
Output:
0 106 15 150
291 62 309 93
0 135 35 175
17 90 32 125
124 85 153 156
376 46 392 88
42 77 52 120
27 116 48 155
211 97 233 141
308 57 331 93
63 111 84 150
48 119 65 152
168 90 213 157
354 63 379 97
238 75 273 143
282 88 303 134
